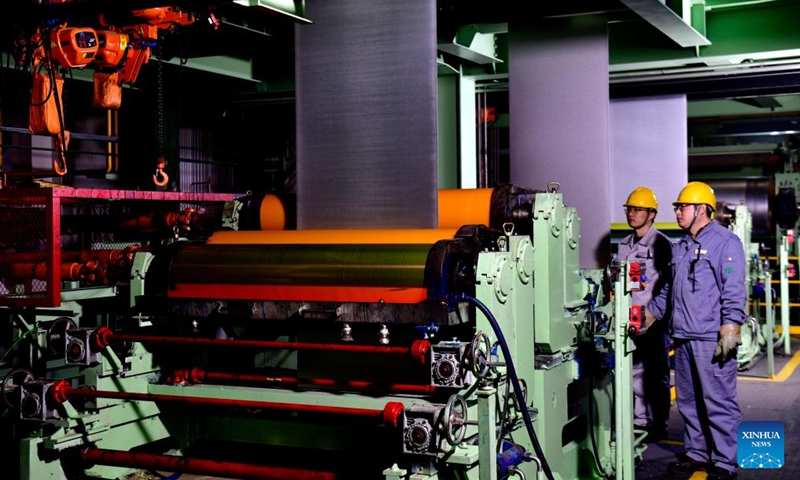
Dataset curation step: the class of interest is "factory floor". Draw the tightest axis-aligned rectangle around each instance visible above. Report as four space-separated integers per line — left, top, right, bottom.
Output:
636 336 800 480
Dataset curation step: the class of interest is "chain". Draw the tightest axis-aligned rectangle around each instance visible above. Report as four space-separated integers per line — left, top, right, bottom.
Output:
157 40 164 159
153 38 169 187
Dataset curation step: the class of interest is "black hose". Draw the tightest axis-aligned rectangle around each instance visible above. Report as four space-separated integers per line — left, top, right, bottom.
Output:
454 293 555 480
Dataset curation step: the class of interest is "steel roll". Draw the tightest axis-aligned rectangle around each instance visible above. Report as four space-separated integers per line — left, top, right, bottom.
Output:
438 188 493 229
705 178 773 237
171 243 430 286
249 185 538 233
164 243 434 303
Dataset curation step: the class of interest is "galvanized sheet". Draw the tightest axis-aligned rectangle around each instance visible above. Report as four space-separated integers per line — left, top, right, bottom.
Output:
610 96 688 226
509 18 611 268
295 0 438 229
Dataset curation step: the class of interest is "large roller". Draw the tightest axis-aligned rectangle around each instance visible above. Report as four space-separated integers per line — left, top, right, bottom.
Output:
705 178 773 237
148 227 489 305
235 184 541 235
166 243 432 303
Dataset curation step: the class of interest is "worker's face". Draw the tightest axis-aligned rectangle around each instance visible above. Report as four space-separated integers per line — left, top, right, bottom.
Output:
625 206 651 229
674 203 698 230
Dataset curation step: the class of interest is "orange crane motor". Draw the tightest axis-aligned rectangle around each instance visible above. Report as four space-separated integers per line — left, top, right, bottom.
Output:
94 30 129 68
49 27 98 68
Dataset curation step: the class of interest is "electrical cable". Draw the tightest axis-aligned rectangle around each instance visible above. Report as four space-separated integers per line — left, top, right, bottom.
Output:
496 372 512 452
0 330 33 365
451 293 555 480
581 278 612 478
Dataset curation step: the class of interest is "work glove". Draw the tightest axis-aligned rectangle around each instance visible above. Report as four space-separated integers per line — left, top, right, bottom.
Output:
644 309 656 332
713 324 742 361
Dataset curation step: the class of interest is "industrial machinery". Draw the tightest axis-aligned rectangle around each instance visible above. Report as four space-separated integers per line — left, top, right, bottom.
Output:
712 174 799 372
0 184 641 480
16 3 215 177
716 203 770 370
773 172 800 356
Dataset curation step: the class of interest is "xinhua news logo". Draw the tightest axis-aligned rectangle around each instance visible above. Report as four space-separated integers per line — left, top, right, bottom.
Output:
737 421 784 469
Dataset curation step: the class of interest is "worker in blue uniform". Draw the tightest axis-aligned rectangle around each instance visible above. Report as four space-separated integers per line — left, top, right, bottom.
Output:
647 181 745 480
617 187 672 442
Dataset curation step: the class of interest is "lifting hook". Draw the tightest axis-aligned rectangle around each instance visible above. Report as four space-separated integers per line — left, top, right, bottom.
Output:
53 130 70 176
153 156 169 187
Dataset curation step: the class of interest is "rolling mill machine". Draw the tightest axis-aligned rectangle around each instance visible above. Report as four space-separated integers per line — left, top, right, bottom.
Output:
0 184 641 480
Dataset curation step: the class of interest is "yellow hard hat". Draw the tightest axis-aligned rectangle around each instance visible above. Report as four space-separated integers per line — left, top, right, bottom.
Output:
674 181 716 211
624 187 658 211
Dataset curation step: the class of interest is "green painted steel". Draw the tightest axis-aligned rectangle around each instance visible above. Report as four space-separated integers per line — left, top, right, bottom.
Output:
614 263 636 480
438 75 460 189
477 387 498 480
610 2 800 69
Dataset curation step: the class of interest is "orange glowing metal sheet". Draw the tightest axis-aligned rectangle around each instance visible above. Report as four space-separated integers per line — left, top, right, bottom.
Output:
169 284 429 303
259 194 287 230
438 188 492 229
208 229 458 245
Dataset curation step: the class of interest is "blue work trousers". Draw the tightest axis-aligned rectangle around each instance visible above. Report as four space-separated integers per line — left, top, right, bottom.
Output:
674 338 741 472
632 325 671 430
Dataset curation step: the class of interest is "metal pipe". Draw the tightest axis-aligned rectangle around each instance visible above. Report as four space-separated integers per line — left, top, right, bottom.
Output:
50 381 404 427
181 369 436 395
97 329 429 363
81 447 336 480
106 110 113 174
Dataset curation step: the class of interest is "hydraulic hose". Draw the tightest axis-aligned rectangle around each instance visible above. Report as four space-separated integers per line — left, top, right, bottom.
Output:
454 293 555 480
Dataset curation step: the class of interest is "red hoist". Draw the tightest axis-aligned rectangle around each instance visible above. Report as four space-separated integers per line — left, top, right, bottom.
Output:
28 4 216 183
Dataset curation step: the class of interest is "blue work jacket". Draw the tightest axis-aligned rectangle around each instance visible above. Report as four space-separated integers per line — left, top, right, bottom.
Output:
617 226 673 308
648 220 747 340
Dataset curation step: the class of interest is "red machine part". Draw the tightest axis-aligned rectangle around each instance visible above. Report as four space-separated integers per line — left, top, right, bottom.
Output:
49 27 98 68
628 304 644 336
10 247 139 286
628 261 644 292
0 188 236 308
93 328 430 365
170 368 437 396
81 447 337 480
49 380 405 427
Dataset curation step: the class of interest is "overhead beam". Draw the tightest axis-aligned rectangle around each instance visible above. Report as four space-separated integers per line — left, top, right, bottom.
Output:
610 1 800 74
438 26 503 65
619 0 711 47
233 0 312 24
165 55 260 82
